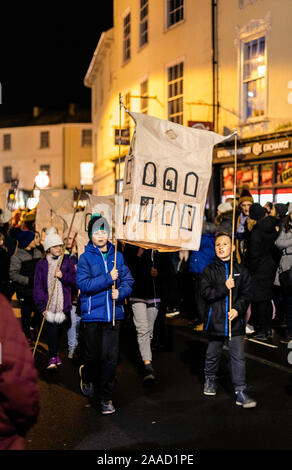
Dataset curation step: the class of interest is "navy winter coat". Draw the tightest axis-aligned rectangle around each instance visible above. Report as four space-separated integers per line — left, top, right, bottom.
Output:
201 257 252 337
76 241 134 322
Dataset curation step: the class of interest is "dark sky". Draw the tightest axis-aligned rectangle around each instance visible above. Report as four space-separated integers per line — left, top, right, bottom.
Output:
0 2 113 115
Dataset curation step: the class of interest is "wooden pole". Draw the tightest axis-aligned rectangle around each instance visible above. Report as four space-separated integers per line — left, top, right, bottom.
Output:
112 93 123 327
33 186 83 357
229 131 238 341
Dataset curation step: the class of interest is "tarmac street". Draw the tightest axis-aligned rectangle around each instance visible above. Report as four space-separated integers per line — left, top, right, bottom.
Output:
24 315 292 457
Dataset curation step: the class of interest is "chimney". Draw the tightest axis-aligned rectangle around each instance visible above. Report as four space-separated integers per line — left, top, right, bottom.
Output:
33 106 42 118
69 103 76 116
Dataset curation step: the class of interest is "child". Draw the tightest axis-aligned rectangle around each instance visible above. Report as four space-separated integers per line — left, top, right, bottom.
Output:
200 231 257 408
76 213 134 415
9 230 42 341
34 228 76 369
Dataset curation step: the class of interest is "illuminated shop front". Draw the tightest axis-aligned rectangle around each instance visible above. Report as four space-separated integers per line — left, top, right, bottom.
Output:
213 131 292 207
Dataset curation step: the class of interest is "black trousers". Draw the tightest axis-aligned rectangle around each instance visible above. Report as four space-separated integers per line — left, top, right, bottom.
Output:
82 321 121 401
46 321 66 358
19 296 37 339
251 300 273 334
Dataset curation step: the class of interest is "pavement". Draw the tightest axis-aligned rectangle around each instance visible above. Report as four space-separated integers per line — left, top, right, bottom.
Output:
22 312 292 460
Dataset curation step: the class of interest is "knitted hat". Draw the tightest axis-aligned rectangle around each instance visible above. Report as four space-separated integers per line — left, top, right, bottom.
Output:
16 230 35 249
0 209 12 224
288 202 292 214
238 185 254 205
217 202 233 214
44 227 64 252
249 203 267 221
88 213 110 239
274 203 289 219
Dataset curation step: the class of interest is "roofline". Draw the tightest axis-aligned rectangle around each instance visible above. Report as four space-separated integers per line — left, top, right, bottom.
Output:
84 28 114 88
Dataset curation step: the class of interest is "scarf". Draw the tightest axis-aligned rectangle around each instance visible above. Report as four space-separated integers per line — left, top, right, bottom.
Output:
45 254 65 324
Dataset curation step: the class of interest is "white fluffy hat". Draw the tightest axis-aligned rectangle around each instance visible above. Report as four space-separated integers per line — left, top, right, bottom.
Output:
44 227 64 252
0 209 12 224
217 202 233 214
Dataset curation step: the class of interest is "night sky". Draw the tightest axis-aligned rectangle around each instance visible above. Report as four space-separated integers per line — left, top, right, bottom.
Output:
0 2 113 115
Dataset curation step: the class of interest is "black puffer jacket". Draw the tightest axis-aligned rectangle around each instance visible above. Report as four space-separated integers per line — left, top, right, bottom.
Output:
9 247 42 299
201 257 252 337
123 245 174 302
246 216 280 302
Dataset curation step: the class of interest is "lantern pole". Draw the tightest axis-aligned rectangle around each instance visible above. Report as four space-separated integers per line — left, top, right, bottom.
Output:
229 130 238 341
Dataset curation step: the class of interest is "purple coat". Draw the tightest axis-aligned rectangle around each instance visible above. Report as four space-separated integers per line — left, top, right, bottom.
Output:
33 255 76 315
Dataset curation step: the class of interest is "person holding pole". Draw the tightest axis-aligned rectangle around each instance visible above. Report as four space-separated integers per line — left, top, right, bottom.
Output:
76 213 134 415
33 228 76 369
200 231 257 408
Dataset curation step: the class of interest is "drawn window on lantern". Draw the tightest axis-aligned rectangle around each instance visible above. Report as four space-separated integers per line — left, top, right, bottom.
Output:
184 172 198 197
139 196 154 223
162 200 176 226
142 162 156 187
180 204 196 231
163 168 178 192
123 199 130 225
125 156 134 185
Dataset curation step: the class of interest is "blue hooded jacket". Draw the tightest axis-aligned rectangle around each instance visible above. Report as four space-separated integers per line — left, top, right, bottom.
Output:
189 233 215 274
76 241 134 322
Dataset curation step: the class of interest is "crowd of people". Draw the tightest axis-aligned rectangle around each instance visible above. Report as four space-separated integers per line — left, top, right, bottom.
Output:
0 188 291 447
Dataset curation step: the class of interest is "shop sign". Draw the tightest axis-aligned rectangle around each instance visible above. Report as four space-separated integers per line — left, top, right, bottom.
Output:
114 127 130 146
281 166 292 184
215 138 291 161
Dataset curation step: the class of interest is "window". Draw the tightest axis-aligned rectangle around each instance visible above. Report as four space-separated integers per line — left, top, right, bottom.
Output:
168 62 184 124
3 134 11 150
123 12 131 62
143 162 156 187
40 131 49 148
163 168 178 192
140 79 148 114
40 164 50 176
124 92 131 128
81 129 92 147
140 0 148 47
243 36 266 120
3 166 12 183
167 0 184 28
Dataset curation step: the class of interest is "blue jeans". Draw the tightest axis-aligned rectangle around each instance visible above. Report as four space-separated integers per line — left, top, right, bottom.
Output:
204 335 246 392
67 304 81 353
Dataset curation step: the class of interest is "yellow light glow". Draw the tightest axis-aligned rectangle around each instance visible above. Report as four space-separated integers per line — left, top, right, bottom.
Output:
257 65 266 77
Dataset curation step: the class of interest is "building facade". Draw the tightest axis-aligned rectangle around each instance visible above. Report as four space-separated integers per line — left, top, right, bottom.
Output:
0 107 93 207
85 0 292 210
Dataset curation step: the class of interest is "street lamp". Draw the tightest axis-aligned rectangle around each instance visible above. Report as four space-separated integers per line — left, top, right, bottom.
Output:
34 170 50 189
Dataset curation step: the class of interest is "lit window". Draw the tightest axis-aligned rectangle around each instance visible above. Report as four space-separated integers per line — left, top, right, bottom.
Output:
123 12 131 62
167 0 184 28
243 36 266 120
140 0 148 47
140 79 148 114
168 62 184 124
40 131 49 148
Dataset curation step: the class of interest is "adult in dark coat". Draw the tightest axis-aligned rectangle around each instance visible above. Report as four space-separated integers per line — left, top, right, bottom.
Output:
246 206 280 339
0 294 39 450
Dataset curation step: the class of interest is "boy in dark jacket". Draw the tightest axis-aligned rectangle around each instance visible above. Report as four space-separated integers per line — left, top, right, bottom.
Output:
76 214 134 415
201 232 257 408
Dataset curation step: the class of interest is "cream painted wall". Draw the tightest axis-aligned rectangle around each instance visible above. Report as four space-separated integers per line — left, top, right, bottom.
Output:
64 124 93 190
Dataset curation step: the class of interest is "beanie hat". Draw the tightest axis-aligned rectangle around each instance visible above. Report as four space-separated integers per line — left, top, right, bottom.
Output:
288 202 292 214
238 185 254 205
249 203 267 221
88 213 110 239
44 227 64 252
16 230 35 249
274 203 289 219
0 209 12 224
217 202 233 214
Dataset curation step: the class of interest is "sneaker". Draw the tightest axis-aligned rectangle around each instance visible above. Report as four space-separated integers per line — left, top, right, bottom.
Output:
203 376 217 396
165 307 180 318
101 400 116 415
47 357 57 370
245 323 255 334
56 355 62 366
143 363 155 382
235 390 257 408
280 333 292 344
68 351 74 359
193 322 204 331
79 365 94 397
252 332 269 341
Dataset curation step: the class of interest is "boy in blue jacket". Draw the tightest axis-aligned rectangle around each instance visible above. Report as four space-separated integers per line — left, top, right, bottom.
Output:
76 213 134 415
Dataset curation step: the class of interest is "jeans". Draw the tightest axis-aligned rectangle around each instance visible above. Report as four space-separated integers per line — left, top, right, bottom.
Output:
47 321 65 358
131 302 159 362
67 304 81 353
82 321 121 401
204 335 246 392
